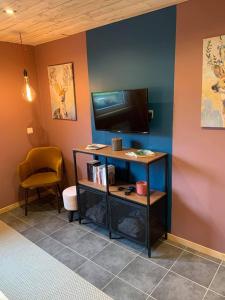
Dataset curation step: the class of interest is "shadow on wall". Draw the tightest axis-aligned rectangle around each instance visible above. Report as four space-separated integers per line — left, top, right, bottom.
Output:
25 94 49 147
173 156 218 186
26 123 49 147
172 190 210 240
172 156 225 249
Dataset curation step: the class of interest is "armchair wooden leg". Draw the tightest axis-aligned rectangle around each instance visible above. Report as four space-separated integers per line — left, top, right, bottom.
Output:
24 189 28 216
56 184 62 214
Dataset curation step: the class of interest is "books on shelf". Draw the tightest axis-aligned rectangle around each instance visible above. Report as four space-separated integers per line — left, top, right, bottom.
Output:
92 164 115 186
87 160 101 181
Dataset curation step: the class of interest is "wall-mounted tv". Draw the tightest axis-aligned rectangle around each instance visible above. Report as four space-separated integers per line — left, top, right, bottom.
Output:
91 88 149 134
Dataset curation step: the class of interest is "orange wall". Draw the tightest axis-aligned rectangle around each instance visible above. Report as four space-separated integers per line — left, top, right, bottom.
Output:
0 42 41 209
1 1 225 253
173 0 225 252
35 33 92 185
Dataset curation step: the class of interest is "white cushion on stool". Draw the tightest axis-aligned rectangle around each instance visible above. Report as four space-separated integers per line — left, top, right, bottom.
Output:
63 186 77 211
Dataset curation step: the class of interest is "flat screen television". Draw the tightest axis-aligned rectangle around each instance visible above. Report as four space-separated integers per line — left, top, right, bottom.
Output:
91 88 149 133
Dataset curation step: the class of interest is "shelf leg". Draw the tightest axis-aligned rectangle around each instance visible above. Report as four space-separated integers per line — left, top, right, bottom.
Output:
146 164 151 258
109 231 112 239
164 155 169 239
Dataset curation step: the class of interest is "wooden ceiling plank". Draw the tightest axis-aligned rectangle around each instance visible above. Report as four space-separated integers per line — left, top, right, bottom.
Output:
0 0 187 45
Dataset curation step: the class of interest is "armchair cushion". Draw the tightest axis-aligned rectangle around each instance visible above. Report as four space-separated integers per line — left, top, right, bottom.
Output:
21 172 60 189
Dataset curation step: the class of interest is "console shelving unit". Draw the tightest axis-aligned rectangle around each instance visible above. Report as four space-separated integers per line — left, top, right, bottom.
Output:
73 145 168 257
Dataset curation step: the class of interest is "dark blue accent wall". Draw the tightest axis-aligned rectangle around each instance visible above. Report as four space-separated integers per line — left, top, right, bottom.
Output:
86 6 176 229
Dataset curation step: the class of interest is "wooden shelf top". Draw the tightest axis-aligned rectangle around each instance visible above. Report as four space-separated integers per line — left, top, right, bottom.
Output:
78 179 166 206
73 145 167 164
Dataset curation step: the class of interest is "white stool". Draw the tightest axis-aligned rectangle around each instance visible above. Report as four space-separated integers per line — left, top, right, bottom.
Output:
62 186 78 222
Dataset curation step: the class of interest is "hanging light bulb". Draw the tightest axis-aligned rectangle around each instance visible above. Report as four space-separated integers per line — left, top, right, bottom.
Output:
19 32 36 102
22 69 34 102
22 69 36 102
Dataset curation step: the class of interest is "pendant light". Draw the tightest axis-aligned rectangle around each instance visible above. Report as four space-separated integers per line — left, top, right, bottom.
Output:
20 33 36 102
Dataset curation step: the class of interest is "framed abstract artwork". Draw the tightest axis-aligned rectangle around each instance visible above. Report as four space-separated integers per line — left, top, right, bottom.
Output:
201 35 225 128
48 62 77 120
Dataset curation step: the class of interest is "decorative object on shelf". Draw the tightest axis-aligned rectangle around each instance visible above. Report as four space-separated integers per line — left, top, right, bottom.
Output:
112 137 122 151
87 160 100 181
117 186 136 195
85 144 107 150
125 149 155 158
136 181 147 196
48 62 76 120
202 34 225 128
93 164 115 186
19 33 36 102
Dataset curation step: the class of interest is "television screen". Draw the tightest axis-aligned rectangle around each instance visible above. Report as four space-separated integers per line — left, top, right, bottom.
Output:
92 89 149 133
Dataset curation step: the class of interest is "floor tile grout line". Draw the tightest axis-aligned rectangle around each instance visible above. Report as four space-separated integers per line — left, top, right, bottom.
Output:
12 214 220 287
68 241 153 299
85 240 113 261
20 212 143 260
100 251 141 292
9 210 65 229
73 242 166 298
37 222 82 239
114 275 150 298
183 248 222 265
28 229 225 300
114 255 151 297
162 238 222 265
202 260 223 300
2 211 34 226
70 221 145 257
147 295 157 300
34 235 48 244
207 289 225 298
7 207 223 261
9 208 218 265
146 294 157 300
136 246 223 286
48 235 121 278
73 242 150 295
96 234 144 256
160 238 187 250
33 222 90 244
135 252 172 272
9 207 222 267
112 239 145 255
148 248 185 298
6 209 224 298
169 269 210 291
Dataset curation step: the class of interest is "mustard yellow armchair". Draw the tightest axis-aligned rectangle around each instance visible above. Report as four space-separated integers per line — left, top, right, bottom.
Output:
18 146 63 216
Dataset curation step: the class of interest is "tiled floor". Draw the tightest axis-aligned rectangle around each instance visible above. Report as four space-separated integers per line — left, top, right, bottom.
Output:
1 196 225 300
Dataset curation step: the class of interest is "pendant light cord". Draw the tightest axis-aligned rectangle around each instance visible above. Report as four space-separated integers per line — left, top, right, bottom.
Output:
19 32 27 75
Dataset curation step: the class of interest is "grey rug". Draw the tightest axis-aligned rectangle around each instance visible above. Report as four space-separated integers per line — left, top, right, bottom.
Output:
0 221 112 300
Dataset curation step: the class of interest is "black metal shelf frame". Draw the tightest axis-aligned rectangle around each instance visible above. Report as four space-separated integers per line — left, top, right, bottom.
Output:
73 149 168 257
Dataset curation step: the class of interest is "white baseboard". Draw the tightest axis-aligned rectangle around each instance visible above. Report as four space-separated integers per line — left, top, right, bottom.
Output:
0 190 51 215
168 233 225 261
0 202 21 214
